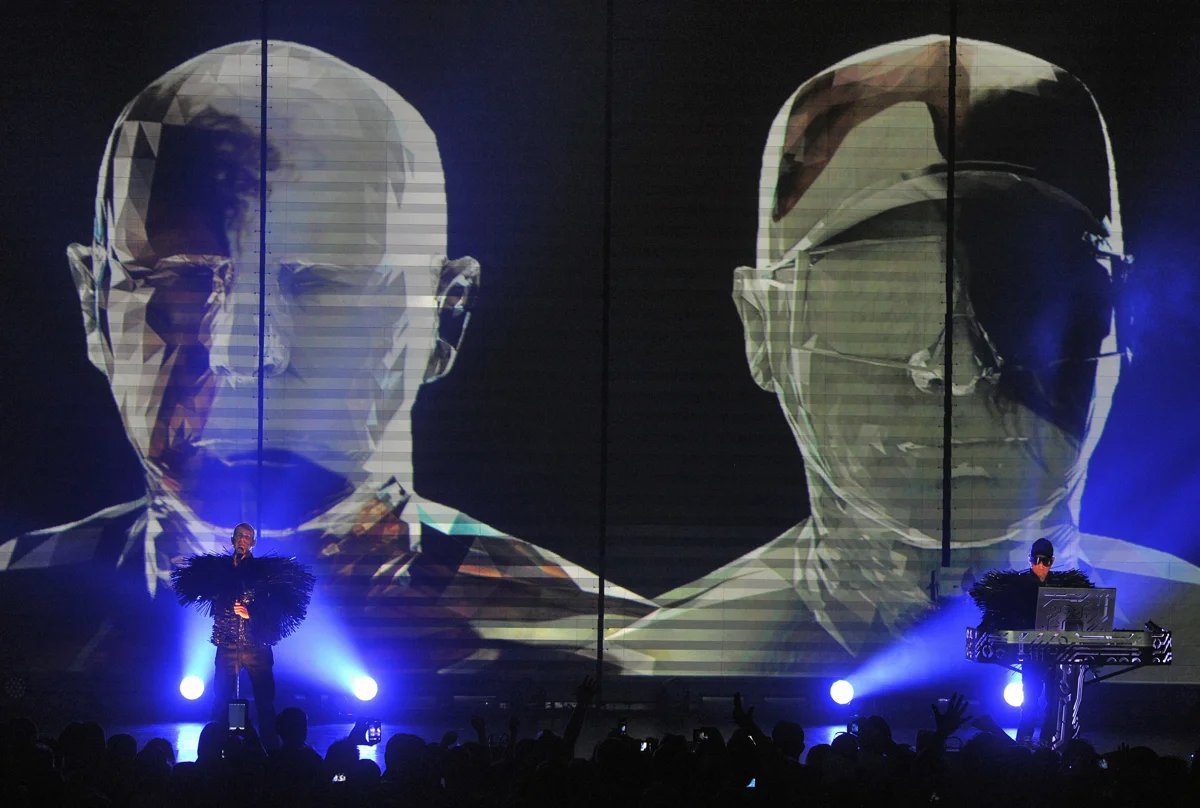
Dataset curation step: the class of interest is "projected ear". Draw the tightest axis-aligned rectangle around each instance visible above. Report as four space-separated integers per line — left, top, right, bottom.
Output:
423 255 481 383
67 243 114 378
733 266 777 391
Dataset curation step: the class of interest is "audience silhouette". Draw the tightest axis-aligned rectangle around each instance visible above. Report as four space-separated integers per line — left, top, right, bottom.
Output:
1 679 1196 807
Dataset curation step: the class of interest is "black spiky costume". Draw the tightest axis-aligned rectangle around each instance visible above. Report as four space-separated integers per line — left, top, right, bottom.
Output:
172 553 315 647
172 551 314 736
969 568 1094 632
969 554 1094 745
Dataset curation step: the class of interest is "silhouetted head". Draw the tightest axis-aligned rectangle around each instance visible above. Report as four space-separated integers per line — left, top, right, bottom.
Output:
771 719 806 760
196 722 225 765
383 732 427 780
275 707 308 747
141 736 176 766
106 733 137 764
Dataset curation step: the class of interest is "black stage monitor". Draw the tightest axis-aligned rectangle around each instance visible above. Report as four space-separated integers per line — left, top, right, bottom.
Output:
1034 587 1116 631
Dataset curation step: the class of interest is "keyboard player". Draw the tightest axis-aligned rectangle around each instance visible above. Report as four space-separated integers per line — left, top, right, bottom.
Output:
969 538 1095 745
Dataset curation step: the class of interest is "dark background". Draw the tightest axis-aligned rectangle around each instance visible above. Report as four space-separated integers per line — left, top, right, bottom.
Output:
2 0 1199 607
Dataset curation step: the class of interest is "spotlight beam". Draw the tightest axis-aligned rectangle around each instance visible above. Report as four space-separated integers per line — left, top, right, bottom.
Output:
351 675 378 701
830 679 855 705
180 675 205 701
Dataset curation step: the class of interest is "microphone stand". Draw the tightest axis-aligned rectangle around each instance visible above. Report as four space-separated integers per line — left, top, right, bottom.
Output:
236 626 242 700
233 550 246 701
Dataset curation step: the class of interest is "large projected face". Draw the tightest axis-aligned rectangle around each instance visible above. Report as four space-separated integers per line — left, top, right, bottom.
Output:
735 37 1125 548
71 42 476 528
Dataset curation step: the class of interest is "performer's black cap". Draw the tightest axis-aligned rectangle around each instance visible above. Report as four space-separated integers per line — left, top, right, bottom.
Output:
1030 538 1054 560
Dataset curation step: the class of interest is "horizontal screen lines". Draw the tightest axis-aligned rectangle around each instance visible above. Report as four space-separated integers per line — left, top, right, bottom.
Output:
261 245 446 258
266 212 448 226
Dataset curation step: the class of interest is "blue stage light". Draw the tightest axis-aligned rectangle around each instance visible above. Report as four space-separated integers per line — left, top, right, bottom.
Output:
1003 679 1024 707
844 597 980 701
351 675 378 701
279 592 376 699
180 609 215 693
830 679 855 705
180 675 205 701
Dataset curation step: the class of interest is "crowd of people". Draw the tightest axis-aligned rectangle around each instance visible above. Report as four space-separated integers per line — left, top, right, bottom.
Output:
2 679 1196 807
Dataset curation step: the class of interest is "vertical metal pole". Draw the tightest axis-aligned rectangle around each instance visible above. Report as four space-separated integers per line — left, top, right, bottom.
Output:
596 0 614 695
256 1 269 534
942 3 958 569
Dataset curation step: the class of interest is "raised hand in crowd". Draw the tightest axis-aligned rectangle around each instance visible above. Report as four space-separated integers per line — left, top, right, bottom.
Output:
732 691 768 744
345 719 372 746
575 674 598 707
563 674 597 757
931 692 973 741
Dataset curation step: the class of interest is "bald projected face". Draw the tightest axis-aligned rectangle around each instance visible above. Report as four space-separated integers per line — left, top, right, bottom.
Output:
88 42 450 527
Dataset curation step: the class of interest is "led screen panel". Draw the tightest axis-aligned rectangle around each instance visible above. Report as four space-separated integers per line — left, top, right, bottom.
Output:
2 1 1199 691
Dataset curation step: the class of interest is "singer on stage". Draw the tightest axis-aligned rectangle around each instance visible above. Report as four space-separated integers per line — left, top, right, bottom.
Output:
172 523 315 746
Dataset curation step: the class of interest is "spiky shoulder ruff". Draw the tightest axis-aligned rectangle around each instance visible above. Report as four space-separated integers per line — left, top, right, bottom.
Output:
171 553 315 643
969 568 1094 631
969 568 1094 608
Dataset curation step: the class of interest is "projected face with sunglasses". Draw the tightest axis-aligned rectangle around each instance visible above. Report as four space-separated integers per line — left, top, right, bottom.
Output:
739 181 1124 547
70 41 479 533
608 36 1200 676
735 36 1127 551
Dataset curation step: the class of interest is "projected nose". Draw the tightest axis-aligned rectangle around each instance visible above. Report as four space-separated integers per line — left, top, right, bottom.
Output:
908 314 1002 396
